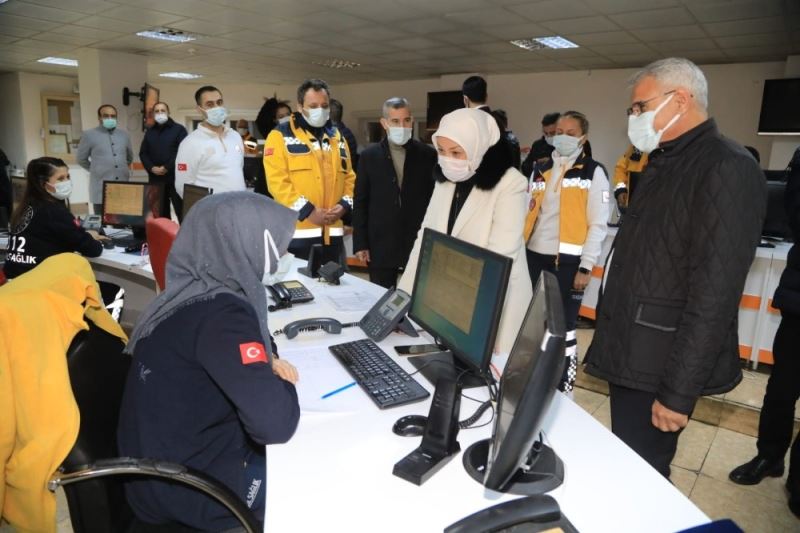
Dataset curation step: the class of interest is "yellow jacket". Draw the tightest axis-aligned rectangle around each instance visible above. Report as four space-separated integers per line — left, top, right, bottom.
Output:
263 115 356 241
613 144 648 204
0 254 126 533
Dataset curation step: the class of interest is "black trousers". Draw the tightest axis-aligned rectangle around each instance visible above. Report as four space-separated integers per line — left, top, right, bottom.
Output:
160 179 183 221
757 312 800 489
368 266 401 289
609 383 683 478
288 236 344 262
526 250 583 392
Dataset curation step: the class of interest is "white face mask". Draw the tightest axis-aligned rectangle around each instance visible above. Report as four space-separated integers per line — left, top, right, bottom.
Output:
278 115 291 125
48 179 72 200
154 113 168 125
552 134 583 157
387 126 412 146
627 93 681 154
261 229 295 285
438 155 474 183
204 106 228 127
544 134 555 146
304 107 329 128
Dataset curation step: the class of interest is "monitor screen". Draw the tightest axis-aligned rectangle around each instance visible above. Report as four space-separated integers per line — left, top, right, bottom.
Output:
426 91 463 131
182 184 212 220
483 271 566 492
758 78 800 135
102 181 163 228
11 177 26 214
409 228 511 374
143 83 160 131
763 180 792 241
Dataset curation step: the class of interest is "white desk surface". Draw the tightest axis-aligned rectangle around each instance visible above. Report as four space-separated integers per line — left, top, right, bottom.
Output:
264 263 709 533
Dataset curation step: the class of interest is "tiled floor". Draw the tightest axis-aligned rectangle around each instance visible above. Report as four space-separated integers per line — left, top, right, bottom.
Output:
4 328 798 532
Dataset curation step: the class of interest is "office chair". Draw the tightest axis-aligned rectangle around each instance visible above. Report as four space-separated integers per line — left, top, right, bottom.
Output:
145 217 179 292
48 320 262 533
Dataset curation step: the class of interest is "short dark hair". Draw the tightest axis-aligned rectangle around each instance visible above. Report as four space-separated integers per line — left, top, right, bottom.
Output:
462 76 487 103
194 85 221 105
493 109 509 129
97 104 117 117
297 79 330 105
329 99 343 123
153 101 170 112
561 110 589 135
542 112 560 126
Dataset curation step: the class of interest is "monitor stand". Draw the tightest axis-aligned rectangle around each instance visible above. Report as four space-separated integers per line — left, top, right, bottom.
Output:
462 438 564 495
408 351 492 390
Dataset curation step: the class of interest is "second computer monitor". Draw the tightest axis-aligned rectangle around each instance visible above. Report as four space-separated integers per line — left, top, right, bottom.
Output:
182 184 212 220
102 181 163 228
408 228 512 386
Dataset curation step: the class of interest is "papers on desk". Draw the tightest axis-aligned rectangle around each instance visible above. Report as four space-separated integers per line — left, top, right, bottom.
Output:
324 291 377 312
279 346 368 414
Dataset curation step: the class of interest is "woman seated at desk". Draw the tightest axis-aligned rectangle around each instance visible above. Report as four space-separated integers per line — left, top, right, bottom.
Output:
398 108 532 353
3 157 107 280
117 192 300 530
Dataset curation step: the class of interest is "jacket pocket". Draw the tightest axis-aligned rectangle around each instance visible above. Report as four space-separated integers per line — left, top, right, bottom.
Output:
628 298 685 376
287 154 313 171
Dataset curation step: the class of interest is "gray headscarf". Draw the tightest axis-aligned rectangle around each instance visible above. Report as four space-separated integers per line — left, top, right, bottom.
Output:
125 191 296 356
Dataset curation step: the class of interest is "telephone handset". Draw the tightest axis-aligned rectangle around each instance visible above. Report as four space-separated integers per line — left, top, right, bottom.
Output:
274 317 358 339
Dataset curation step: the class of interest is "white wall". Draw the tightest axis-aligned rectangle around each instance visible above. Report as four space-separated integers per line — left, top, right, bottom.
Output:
0 72 26 172
334 61 789 172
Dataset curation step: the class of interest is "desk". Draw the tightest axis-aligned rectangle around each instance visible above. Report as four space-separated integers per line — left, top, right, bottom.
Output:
265 264 709 533
88 246 156 332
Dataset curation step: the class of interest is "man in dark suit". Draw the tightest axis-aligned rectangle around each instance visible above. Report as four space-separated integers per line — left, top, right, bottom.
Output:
352 97 436 288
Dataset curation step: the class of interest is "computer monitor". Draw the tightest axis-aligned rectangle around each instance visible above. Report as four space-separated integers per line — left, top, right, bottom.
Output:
182 184 212 220
763 180 792 241
407 228 512 388
11 176 26 214
101 181 163 229
463 271 566 495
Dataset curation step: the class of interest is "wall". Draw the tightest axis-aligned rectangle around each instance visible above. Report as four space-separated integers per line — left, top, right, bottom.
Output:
334 61 789 171
0 72 26 172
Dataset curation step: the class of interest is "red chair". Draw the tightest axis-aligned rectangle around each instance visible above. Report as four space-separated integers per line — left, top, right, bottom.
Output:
145 217 179 292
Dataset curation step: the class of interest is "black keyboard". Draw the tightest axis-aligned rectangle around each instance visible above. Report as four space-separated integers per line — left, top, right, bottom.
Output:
111 236 143 249
329 339 430 409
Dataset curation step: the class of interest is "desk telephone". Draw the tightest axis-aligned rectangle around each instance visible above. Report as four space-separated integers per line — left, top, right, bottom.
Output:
81 215 102 232
267 280 314 311
274 288 419 342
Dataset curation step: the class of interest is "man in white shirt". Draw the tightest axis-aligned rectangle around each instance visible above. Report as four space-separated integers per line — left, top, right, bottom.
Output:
175 86 245 197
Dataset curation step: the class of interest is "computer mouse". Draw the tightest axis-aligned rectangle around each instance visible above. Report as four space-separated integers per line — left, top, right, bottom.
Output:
392 415 427 437
102 239 115 250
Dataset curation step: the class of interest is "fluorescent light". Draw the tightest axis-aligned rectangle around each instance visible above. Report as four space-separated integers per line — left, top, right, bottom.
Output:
137 28 197 43
38 57 79 67
510 36 579 51
312 58 360 69
159 72 203 80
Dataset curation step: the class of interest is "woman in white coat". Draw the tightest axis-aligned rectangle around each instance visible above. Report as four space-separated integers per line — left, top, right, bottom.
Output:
398 108 531 354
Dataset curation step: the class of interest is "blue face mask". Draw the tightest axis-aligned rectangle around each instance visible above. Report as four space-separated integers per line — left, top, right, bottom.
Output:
204 106 228 127
102 118 117 130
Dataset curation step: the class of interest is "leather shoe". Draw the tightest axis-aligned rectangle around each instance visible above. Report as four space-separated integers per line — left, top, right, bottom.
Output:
729 456 784 485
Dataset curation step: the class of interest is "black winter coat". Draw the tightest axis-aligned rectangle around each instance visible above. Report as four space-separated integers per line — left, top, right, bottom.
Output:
584 119 766 415
772 146 800 316
352 138 436 268
139 119 187 183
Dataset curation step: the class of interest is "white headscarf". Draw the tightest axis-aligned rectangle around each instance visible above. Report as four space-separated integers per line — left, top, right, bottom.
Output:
432 108 501 172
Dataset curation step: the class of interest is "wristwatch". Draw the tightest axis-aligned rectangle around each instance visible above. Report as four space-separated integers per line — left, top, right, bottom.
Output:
578 267 591 275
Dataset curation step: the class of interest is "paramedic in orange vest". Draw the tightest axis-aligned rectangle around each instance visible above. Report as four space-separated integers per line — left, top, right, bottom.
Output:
524 110 610 393
263 79 356 260
613 144 648 212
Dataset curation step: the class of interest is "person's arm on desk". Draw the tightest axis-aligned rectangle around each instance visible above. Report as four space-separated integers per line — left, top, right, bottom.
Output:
197 298 300 444
48 204 104 258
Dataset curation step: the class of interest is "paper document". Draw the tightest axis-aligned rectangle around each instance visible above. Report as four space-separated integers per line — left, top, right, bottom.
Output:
278 346 370 414
324 291 377 312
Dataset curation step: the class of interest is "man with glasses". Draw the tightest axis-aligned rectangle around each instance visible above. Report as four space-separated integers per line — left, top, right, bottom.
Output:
77 104 133 214
584 58 766 479
175 86 246 198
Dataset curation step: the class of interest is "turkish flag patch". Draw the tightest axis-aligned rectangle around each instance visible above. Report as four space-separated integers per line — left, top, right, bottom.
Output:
239 342 269 365
177 163 187 171
264 148 274 156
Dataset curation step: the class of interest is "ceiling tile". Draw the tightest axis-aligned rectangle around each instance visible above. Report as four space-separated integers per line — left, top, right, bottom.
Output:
723 45 794 61
567 30 639 46
336 1 422 22
686 0 785 23
610 7 695 29
0 34 18 44
218 30 286 46
582 0 680 14
72 15 153 34
591 42 656 56
302 11 372 31
0 2 86 24
703 17 788 37
468 41 525 55
561 57 620 69
714 32 789 48
0 26 40 39
630 24 708 41
481 23 553 40
97 6 186 26
33 32 100 47
168 18 236 37
396 17 461 35
193 36 252 50
391 36 442 50
270 39 328 52
651 38 720 53
17 0 117 15
0 13 62 31
680 50 730 64
49 25 124 41
508 0 599 23
443 8 525 27
541 16 621 34
124 0 220 16
434 31 499 45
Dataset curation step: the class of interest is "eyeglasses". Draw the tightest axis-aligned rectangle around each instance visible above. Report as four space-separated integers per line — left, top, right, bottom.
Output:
626 90 675 116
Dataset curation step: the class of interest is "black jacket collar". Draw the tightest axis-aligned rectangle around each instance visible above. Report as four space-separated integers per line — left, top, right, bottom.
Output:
651 118 717 160
434 138 512 190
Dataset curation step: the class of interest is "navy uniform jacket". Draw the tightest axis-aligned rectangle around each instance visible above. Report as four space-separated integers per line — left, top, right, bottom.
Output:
117 293 299 530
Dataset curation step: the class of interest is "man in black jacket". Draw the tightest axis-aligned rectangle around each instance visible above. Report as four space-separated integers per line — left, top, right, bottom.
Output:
521 112 559 178
139 102 187 219
584 58 767 478
730 146 800 518
353 97 436 288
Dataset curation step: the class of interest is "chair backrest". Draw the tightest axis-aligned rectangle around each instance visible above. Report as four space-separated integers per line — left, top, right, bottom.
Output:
63 321 134 532
145 217 179 292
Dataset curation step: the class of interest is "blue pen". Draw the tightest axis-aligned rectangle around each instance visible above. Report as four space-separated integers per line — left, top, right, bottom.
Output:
321 381 357 399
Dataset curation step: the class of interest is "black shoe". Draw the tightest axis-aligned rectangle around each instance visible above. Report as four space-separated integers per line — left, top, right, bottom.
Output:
729 456 784 485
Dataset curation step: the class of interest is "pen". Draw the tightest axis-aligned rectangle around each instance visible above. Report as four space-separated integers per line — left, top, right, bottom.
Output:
321 381 357 399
